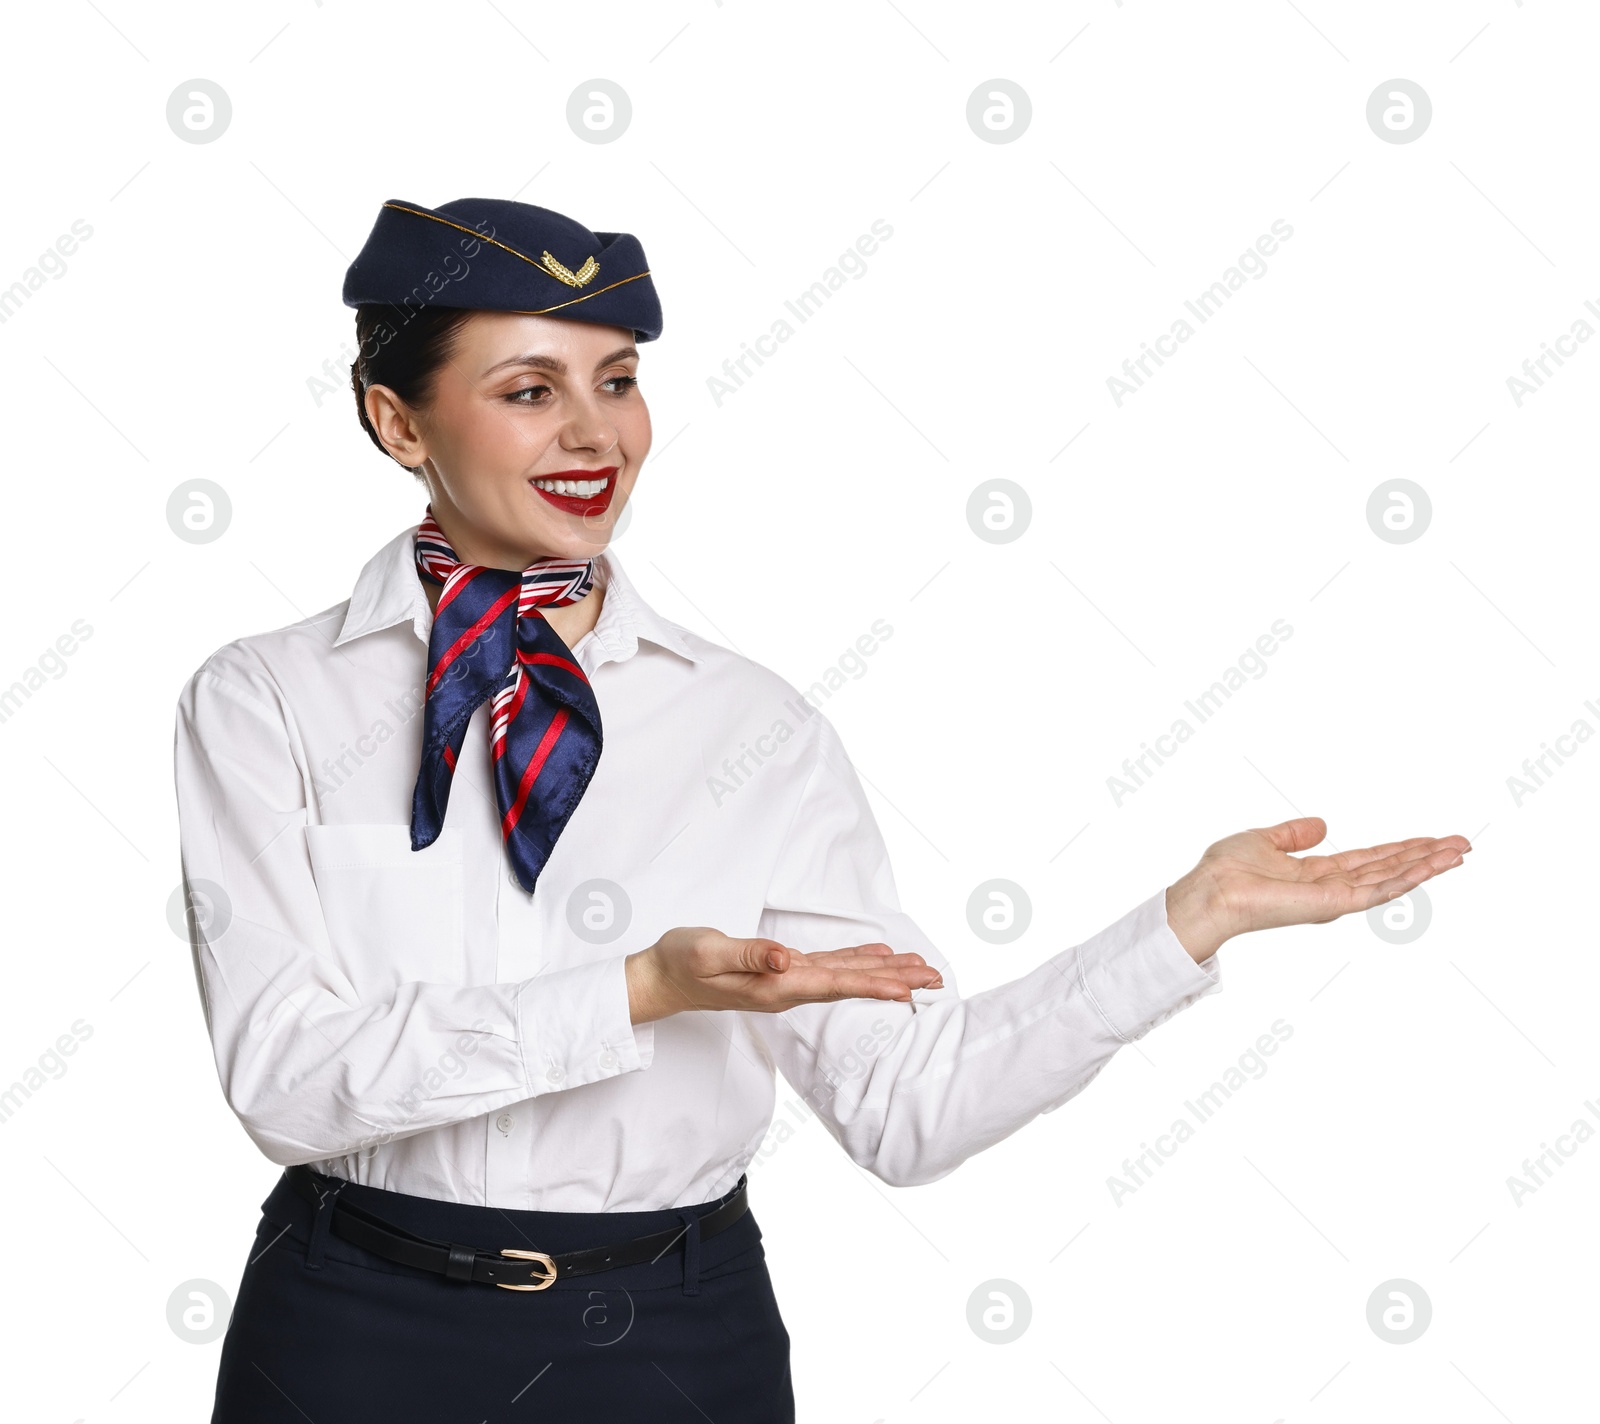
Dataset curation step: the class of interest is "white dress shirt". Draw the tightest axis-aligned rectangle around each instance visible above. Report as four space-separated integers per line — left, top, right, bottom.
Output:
172 523 1224 1211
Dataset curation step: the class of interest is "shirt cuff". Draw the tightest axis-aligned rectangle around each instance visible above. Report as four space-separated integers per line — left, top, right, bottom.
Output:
515 955 655 1094
1073 887 1223 1044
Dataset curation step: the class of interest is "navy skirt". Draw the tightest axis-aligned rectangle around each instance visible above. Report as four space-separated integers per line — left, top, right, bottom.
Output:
211 1170 794 1422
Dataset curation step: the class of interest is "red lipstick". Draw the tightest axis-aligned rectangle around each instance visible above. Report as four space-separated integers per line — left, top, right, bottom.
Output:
528 466 618 518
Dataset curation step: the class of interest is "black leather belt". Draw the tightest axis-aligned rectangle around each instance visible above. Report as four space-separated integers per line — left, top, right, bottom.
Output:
283 1164 750 1291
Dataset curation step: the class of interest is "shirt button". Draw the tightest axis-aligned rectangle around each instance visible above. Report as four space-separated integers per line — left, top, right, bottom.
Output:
598 1050 620 1071
496 1113 513 1134
545 1066 565 1086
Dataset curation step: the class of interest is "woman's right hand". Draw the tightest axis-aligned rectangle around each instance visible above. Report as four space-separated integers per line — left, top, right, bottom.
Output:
625 928 944 1025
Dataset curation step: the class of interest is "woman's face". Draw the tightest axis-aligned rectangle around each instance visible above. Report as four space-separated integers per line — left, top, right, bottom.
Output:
368 310 649 570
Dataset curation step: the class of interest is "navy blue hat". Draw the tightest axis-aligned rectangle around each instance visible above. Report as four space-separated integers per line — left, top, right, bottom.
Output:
342 197 662 341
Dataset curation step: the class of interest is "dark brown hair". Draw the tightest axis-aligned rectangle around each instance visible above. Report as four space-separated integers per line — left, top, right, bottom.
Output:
349 304 477 473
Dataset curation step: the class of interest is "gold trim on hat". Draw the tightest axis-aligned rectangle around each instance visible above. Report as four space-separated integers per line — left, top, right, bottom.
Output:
503 270 653 318
375 201 652 322
381 201 602 290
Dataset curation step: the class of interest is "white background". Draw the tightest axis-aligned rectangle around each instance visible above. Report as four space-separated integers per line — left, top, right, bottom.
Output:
2 0 1594 1419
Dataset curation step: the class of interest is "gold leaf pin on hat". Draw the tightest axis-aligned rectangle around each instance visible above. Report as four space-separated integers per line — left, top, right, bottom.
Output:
539 250 600 288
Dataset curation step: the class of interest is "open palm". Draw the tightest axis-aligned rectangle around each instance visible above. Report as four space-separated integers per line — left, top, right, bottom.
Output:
1168 816 1471 960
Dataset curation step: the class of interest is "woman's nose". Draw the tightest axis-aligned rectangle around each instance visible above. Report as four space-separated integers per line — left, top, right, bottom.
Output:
561 397 619 453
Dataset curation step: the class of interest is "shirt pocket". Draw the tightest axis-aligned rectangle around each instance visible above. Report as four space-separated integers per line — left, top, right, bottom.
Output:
304 823 466 997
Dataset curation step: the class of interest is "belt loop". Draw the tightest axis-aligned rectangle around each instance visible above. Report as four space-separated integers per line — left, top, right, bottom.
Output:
304 1175 345 1271
677 1209 702 1297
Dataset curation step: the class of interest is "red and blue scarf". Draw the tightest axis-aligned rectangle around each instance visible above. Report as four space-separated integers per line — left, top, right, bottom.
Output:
409 509 602 894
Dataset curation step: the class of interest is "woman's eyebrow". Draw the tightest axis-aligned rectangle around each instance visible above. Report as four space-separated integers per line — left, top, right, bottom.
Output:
482 346 640 377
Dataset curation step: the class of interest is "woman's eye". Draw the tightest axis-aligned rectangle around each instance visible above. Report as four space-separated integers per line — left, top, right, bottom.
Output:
506 385 552 404
603 374 639 395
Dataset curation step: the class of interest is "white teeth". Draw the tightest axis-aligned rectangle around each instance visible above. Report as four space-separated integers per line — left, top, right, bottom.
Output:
532 475 609 496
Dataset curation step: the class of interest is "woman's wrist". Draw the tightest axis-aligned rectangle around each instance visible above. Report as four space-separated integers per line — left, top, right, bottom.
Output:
625 947 669 1026
1165 869 1230 964
625 949 655 1025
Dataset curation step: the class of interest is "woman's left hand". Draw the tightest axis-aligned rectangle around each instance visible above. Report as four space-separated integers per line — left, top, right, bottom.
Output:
1165 816 1471 963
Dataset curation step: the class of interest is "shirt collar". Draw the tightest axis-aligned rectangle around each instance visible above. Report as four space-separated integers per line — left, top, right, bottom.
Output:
333 522 700 666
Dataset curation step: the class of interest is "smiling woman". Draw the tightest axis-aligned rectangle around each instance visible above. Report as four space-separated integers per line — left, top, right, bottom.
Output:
351 303 644 586
174 195 1472 1424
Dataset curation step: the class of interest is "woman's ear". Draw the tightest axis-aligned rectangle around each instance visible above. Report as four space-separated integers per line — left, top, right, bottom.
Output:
364 384 429 469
